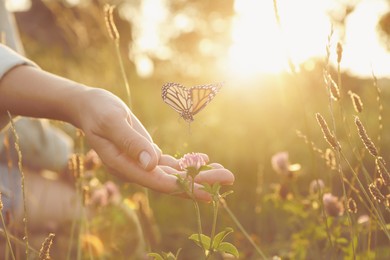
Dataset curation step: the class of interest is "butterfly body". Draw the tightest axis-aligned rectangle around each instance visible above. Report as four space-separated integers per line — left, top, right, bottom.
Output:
162 82 221 123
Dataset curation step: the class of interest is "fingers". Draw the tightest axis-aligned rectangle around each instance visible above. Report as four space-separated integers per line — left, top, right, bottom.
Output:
158 153 210 170
106 117 158 171
106 159 213 201
194 168 235 185
159 154 180 169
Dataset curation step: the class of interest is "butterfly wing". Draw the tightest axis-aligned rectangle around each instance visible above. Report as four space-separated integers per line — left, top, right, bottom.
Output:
189 83 221 115
162 82 191 114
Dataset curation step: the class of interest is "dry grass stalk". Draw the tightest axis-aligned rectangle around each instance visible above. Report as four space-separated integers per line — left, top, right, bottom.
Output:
348 91 363 113
376 157 390 186
315 113 341 151
39 233 55 260
337 42 343 63
325 148 337 170
104 4 120 41
354 116 379 157
368 182 385 203
82 185 90 207
7 112 29 258
386 194 390 208
324 73 340 101
0 193 16 260
372 70 383 151
69 153 84 179
296 130 324 156
347 198 357 213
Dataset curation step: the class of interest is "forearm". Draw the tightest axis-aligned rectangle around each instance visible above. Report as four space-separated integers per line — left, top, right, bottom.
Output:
0 65 87 128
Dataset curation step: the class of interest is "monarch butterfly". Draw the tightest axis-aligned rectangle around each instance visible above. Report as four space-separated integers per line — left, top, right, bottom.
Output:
162 82 221 123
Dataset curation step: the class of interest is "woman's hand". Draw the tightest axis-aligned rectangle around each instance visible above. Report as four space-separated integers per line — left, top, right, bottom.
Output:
76 89 234 201
0 65 234 201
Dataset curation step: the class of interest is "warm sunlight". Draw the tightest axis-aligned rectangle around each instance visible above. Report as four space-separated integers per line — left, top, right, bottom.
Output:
342 0 390 77
227 0 332 78
227 1 287 77
227 0 390 79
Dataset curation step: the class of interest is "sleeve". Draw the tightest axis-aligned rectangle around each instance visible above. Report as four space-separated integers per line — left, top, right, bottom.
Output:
0 43 38 79
0 43 39 130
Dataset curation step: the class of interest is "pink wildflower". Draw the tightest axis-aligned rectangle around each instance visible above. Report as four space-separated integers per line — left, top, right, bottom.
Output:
323 193 344 217
309 179 325 194
271 151 300 177
357 214 370 228
90 181 121 207
179 153 206 171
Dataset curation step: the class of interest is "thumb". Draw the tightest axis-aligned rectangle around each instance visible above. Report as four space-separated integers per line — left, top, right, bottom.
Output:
111 119 158 171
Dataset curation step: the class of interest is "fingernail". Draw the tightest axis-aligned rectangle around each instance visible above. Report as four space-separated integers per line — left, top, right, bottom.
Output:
139 151 151 169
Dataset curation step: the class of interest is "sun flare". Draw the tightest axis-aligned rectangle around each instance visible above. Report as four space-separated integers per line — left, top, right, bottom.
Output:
227 0 332 79
227 0 390 79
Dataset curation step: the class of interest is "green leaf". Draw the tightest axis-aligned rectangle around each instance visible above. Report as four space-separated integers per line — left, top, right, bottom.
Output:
212 227 234 248
189 233 211 250
335 237 349 245
220 190 234 198
217 242 239 258
201 183 221 195
163 252 177 260
148 250 181 260
199 165 213 171
174 248 182 258
147 253 164 260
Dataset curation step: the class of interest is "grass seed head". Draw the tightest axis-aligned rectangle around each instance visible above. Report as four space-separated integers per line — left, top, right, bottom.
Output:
376 157 390 186
355 116 379 157
39 233 55 260
325 148 337 170
104 4 120 41
347 198 357 213
348 91 364 113
324 72 340 101
369 182 385 203
316 113 341 151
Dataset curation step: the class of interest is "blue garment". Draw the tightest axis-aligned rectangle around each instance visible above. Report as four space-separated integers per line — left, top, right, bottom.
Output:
0 164 22 225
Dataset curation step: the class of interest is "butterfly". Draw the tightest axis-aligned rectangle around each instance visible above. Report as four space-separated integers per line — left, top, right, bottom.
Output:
162 82 221 123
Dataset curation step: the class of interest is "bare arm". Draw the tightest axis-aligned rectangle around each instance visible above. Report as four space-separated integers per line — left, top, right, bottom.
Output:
0 51 234 201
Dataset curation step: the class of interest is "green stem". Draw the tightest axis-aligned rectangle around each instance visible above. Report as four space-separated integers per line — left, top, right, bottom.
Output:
0 212 16 260
83 207 95 260
337 163 356 259
220 198 267 259
192 199 206 258
66 179 82 260
317 182 334 250
114 41 132 109
206 200 219 260
0 228 39 256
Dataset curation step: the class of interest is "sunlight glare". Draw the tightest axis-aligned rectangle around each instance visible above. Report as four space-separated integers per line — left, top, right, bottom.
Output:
227 0 287 78
6 0 30 11
341 0 390 77
227 0 332 79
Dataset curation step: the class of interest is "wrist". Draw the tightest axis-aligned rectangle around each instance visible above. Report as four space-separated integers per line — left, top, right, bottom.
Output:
0 65 90 127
